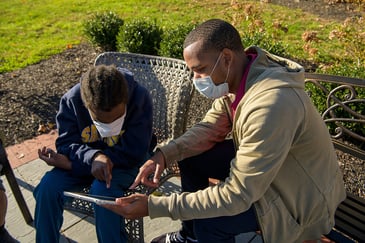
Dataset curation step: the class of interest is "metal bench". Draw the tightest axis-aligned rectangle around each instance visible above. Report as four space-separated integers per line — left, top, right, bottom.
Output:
63 52 194 242
304 73 365 242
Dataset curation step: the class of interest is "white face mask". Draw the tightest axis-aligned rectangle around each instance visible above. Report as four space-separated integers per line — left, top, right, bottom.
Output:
91 107 127 138
193 53 230 99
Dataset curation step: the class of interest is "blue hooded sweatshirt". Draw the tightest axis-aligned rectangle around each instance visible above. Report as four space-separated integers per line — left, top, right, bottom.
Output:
55 68 153 177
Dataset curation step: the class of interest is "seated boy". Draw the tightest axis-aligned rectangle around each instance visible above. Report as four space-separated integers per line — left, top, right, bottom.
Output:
33 65 153 243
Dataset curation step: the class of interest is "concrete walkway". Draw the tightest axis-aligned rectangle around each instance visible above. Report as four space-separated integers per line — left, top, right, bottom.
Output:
3 131 262 242
3 158 183 243
4 158 262 243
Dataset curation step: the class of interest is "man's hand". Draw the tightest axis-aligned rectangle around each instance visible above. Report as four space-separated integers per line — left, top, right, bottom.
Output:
91 153 113 188
129 150 166 189
38 146 72 170
101 193 148 219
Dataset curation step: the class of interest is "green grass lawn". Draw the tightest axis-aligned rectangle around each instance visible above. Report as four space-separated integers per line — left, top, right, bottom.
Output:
0 0 363 77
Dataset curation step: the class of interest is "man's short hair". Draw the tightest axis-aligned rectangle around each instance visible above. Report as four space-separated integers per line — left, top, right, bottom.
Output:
80 65 128 112
183 19 244 52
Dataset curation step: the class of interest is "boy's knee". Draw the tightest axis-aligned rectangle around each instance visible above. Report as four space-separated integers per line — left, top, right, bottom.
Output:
34 173 62 200
90 179 114 195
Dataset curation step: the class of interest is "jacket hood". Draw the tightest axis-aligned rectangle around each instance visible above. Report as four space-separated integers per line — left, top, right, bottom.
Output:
244 46 305 92
117 67 137 104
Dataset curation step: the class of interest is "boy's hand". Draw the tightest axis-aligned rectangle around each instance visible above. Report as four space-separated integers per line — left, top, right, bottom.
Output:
38 146 71 170
91 153 113 188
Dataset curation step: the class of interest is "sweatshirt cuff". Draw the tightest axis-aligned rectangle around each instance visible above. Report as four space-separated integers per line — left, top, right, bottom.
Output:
157 141 180 167
85 149 102 165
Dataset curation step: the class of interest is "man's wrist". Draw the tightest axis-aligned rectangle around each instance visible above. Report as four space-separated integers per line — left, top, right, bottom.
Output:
155 148 167 168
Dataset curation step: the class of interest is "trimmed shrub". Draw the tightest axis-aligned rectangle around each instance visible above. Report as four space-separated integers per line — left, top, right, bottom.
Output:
83 11 124 51
117 19 162 55
158 23 196 59
241 32 287 57
319 61 365 80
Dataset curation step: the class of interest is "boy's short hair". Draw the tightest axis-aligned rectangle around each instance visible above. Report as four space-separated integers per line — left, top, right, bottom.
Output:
80 65 128 112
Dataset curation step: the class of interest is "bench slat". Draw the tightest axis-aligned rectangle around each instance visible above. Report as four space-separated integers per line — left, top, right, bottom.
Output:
335 208 365 232
336 208 365 226
334 193 365 242
334 215 365 241
326 229 356 243
337 194 365 220
333 140 365 161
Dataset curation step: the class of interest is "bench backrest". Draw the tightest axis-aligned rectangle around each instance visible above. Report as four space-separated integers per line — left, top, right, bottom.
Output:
304 73 365 241
304 73 365 146
94 52 194 144
304 73 365 191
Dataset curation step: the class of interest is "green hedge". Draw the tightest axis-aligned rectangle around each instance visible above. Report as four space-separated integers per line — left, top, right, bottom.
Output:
116 19 162 55
83 11 124 51
158 23 196 59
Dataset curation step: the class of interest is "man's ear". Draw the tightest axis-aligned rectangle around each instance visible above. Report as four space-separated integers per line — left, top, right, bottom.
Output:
222 48 233 68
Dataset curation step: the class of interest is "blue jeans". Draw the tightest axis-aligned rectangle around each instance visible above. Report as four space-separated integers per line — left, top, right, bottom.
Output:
33 166 138 243
178 139 259 243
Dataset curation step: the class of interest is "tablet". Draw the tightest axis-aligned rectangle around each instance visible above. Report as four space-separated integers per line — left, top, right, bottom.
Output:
63 191 117 205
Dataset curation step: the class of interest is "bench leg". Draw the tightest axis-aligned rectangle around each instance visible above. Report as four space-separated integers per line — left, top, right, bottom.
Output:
0 144 33 226
0 139 33 225
4 167 33 225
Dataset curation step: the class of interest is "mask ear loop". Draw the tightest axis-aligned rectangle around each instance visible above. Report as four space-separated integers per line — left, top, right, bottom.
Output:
223 51 231 84
210 52 223 76
224 66 230 83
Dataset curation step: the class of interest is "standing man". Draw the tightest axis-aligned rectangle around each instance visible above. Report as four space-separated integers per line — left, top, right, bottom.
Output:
34 65 153 242
103 19 346 243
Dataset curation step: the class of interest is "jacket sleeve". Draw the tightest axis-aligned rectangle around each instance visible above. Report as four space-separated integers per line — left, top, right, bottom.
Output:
159 96 233 165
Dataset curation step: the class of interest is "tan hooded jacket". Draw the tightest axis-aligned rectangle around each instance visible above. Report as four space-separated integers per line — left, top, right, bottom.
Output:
148 46 346 242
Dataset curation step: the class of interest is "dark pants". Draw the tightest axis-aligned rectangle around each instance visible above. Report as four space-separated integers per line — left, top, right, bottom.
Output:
33 167 138 243
178 139 259 243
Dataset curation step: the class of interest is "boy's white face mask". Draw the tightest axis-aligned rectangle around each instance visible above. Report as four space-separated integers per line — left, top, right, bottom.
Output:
91 107 127 138
193 52 229 99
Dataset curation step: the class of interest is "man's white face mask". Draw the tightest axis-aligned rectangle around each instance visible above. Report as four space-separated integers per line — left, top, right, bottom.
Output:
193 52 230 99
91 107 127 138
